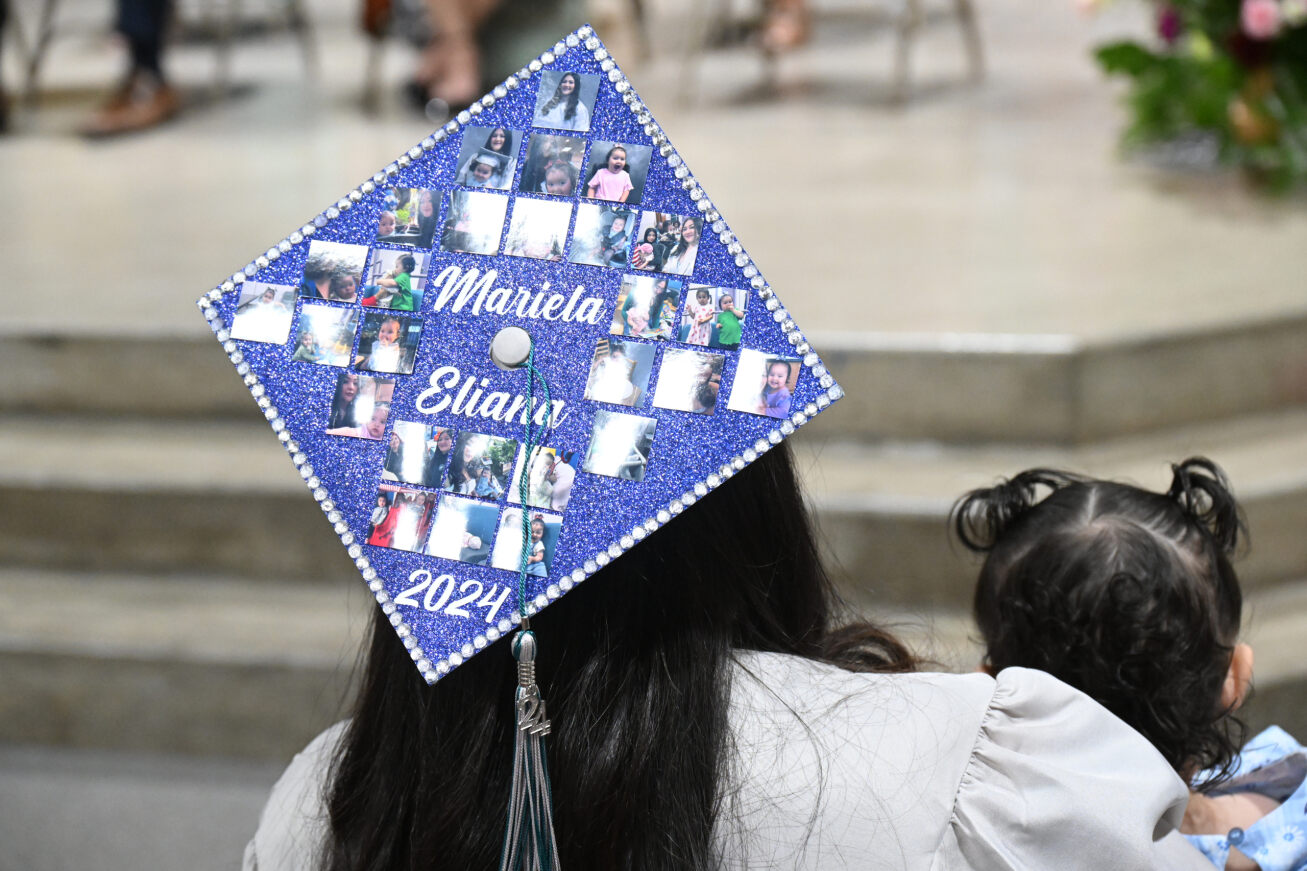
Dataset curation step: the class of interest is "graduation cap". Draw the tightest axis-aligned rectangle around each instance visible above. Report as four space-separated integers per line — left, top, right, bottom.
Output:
202 24 842 684
199 25 843 863
201 23 841 683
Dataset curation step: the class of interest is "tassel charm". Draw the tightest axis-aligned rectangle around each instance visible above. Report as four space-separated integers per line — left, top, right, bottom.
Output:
500 630 561 871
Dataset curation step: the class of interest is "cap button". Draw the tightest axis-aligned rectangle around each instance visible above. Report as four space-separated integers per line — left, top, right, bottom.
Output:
490 326 532 370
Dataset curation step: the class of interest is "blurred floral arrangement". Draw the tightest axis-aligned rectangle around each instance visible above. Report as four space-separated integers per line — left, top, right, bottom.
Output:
1088 0 1307 189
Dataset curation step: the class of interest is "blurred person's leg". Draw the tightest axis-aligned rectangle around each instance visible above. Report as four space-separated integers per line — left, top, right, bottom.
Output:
0 0 8 132
412 0 500 111
84 0 178 136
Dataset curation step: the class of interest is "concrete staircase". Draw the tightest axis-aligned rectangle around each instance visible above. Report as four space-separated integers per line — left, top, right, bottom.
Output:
2 316 1305 759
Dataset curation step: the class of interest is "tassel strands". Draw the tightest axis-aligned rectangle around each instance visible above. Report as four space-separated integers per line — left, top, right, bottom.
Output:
500 333 561 871
501 631 560 871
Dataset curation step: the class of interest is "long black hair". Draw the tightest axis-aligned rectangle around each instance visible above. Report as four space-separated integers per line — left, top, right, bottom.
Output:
323 442 914 871
669 217 701 260
540 72 582 122
952 456 1246 783
328 372 360 430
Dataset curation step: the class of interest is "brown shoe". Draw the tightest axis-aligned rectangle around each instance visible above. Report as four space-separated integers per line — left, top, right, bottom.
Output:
83 80 179 138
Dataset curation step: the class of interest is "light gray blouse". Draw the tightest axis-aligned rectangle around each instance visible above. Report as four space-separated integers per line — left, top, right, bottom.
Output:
245 653 1210 870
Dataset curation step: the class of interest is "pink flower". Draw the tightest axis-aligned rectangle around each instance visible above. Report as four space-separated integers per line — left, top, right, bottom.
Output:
1241 0 1282 40
1157 5 1183 43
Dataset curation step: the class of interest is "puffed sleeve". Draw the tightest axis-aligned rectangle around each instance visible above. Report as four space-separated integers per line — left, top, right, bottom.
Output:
242 721 347 871
932 668 1210 871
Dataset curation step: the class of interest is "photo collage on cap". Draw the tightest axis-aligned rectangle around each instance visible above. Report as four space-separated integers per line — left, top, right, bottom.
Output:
223 61 805 586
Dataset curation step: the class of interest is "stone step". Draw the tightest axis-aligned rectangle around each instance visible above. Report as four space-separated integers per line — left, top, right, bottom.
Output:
802 406 1307 607
0 415 354 584
2 568 1302 758
0 569 365 760
4 309 1305 443
3 409 1305 608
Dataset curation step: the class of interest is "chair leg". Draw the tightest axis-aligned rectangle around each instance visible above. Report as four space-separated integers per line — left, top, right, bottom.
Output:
362 34 384 114
677 0 730 109
211 0 237 99
24 0 61 106
287 0 317 81
628 0 652 64
953 0 984 82
892 0 922 105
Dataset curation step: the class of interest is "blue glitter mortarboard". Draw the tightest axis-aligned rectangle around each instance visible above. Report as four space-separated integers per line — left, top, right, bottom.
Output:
198 26 844 686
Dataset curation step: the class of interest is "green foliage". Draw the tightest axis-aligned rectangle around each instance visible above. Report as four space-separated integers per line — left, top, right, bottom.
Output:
1092 22 1307 190
486 438 519 474
1095 40 1238 147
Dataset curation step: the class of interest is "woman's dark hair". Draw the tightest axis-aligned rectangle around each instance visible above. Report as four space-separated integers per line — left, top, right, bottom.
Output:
484 127 512 156
642 227 657 244
541 72 582 122
415 196 439 248
670 217 702 259
323 442 914 871
952 457 1246 783
328 373 359 430
303 252 335 282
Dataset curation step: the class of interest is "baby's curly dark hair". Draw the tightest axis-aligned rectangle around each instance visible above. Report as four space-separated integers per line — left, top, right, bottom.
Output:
952 457 1247 785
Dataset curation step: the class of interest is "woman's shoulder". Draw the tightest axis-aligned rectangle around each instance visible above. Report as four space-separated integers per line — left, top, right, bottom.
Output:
722 652 1203 869
243 721 348 871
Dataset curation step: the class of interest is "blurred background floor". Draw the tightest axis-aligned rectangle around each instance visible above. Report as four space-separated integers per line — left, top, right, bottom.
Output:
1 0 1304 869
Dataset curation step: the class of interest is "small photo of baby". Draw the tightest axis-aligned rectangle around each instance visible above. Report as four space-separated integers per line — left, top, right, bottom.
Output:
426 494 500 566
508 446 579 513
518 133 586 196
376 187 439 247
299 240 369 302
727 349 800 420
360 249 428 311
353 311 421 376
325 372 394 438
454 126 520 190
610 275 681 341
293 302 359 368
569 203 635 269
582 141 653 205
230 283 296 344
583 411 657 482
679 285 747 349
583 337 656 408
652 348 725 415
490 508 562 577
366 485 436 553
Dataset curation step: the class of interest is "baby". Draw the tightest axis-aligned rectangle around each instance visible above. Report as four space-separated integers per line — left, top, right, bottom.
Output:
954 458 1306 871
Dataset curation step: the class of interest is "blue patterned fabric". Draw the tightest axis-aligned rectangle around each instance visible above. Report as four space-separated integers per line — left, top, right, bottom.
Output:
1187 726 1307 870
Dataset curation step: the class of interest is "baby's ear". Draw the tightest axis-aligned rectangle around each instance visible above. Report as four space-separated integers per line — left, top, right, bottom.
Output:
1220 643 1254 711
